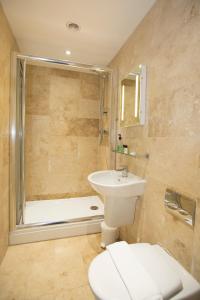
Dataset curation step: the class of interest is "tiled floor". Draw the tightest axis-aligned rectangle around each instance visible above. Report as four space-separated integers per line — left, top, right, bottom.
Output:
0 234 102 300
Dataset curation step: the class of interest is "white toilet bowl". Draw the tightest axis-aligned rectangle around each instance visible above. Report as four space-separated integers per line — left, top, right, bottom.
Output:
88 242 200 300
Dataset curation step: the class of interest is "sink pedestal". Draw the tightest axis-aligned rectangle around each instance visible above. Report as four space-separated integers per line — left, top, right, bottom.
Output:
100 221 119 248
101 196 138 247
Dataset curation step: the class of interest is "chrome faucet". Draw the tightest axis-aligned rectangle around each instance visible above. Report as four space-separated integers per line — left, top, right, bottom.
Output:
116 166 128 177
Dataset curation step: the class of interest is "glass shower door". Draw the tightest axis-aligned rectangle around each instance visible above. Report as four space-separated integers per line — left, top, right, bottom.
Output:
15 58 26 225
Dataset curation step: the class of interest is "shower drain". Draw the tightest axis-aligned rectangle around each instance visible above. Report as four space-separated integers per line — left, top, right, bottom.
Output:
90 205 99 210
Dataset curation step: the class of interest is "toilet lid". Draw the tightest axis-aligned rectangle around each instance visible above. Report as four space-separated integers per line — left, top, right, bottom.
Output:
89 248 131 300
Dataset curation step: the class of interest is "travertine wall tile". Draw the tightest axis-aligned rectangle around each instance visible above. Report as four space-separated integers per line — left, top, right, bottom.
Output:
0 4 18 263
110 0 200 281
80 73 100 100
25 66 101 200
78 99 99 119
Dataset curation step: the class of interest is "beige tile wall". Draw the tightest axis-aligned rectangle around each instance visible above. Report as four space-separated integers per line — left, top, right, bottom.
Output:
0 4 18 263
25 65 101 200
110 0 200 281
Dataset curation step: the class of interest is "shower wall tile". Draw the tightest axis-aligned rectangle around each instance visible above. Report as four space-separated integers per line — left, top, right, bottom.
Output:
26 115 50 136
77 137 98 162
48 154 78 175
78 98 99 119
50 118 99 137
77 137 99 176
26 174 48 198
80 73 100 100
0 4 18 263
45 173 80 195
49 75 80 119
49 136 78 157
110 0 200 281
26 66 50 116
25 66 101 200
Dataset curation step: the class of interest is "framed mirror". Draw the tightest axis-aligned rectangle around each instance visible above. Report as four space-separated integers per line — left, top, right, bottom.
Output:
120 64 146 127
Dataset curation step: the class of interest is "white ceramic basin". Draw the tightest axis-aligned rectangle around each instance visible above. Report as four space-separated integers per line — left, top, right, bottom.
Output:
88 170 146 198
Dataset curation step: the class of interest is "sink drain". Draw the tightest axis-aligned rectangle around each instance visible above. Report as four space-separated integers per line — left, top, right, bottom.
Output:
90 205 99 210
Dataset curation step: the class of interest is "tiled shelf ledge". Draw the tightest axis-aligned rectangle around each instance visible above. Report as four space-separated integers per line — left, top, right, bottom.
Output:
112 149 150 159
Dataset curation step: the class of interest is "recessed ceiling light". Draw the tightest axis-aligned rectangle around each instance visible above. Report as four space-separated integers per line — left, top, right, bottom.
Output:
66 22 80 32
95 68 105 72
65 50 71 56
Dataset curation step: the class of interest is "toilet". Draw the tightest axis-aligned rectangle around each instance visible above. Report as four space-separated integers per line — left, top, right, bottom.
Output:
88 242 200 300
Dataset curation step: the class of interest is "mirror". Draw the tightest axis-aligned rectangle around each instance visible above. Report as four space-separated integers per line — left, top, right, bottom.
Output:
120 64 146 127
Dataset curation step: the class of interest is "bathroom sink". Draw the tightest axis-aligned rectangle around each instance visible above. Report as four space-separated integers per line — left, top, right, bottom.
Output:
88 170 146 198
88 170 146 246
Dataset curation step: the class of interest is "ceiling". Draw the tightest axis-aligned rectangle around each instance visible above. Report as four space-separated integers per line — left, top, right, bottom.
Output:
1 0 155 66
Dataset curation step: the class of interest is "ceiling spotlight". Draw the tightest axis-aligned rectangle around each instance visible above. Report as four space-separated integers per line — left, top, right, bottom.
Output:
65 50 71 56
66 22 80 32
95 68 105 72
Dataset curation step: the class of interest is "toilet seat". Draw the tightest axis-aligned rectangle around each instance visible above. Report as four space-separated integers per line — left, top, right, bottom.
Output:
88 243 200 300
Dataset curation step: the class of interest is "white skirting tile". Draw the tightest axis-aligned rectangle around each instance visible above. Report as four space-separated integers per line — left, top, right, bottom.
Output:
9 219 103 245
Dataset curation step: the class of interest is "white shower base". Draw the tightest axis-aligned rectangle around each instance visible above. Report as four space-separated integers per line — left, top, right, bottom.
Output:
24 195 104 225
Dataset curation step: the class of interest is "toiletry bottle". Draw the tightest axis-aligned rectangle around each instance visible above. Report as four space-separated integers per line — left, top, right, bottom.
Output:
117 134 124 153
123 144 128 154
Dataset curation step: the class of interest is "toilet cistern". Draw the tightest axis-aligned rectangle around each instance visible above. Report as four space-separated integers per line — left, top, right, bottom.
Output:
88 170 146 247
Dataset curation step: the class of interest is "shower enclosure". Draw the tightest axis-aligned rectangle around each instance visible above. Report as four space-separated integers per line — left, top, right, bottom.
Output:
10 53 113 244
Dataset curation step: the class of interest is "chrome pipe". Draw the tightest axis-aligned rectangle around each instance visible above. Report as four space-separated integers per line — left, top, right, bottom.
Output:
99 75 106 144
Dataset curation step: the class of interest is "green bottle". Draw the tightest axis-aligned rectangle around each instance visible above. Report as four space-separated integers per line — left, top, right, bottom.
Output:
116 134 124 153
